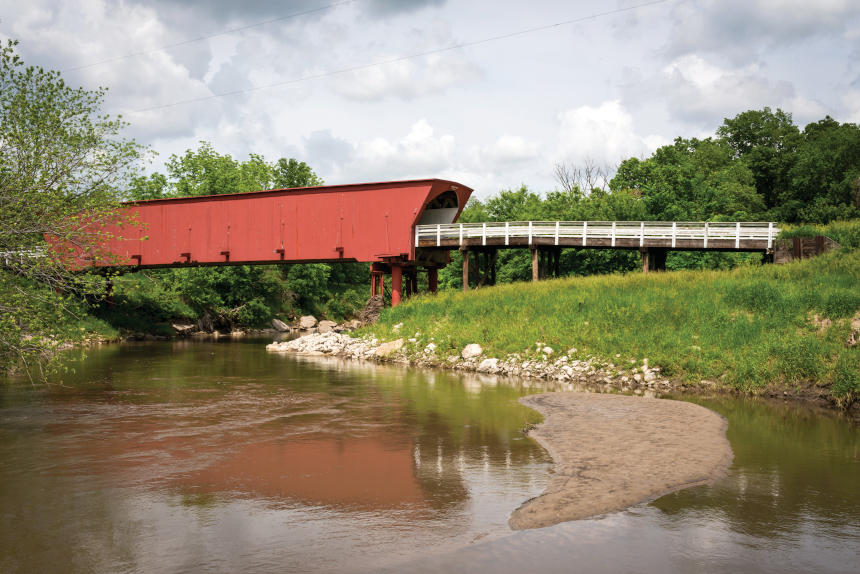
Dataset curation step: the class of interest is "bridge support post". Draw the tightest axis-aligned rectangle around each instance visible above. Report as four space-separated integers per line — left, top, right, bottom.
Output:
370 264 385 298
391 264 403 306
531 247 539 282
428 267 438 293
641 248 667 273
461 247 469 291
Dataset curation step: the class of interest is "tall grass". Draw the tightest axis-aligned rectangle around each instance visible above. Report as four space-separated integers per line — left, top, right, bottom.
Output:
778 218 860 249
367 248 860 406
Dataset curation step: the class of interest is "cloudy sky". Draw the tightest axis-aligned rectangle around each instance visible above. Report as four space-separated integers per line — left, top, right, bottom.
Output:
3 0 859 196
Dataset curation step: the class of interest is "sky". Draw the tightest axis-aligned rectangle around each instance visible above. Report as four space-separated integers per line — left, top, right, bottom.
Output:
2 0 859 197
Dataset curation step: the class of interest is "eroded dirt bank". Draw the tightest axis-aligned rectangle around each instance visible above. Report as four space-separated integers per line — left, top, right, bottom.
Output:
509 392 733 530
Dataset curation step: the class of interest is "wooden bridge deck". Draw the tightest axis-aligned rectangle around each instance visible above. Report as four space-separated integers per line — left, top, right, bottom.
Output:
416 221 778 252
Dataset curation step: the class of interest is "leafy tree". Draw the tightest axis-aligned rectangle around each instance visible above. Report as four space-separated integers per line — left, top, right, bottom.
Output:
0 40 143 373
788 117 860 222
273 157 324 188
716 107 801 213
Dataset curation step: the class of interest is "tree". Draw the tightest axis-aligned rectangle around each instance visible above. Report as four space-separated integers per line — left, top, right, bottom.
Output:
0 40 143 373
788 117 860 222
716 107 801 212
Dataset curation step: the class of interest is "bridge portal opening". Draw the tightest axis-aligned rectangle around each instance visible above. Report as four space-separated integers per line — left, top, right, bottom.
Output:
417 190 460 225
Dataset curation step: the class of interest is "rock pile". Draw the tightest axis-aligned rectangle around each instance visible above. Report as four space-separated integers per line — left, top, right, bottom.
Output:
266 332 677 394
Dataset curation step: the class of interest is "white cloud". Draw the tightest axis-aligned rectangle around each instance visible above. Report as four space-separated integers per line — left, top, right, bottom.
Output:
346 119 456 178
481 135 540 165
843 91 860 123
330 53 480 101
556 100 666 167
659 55 833 127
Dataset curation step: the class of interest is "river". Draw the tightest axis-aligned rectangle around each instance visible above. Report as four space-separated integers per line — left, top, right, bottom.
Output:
0 339 857 573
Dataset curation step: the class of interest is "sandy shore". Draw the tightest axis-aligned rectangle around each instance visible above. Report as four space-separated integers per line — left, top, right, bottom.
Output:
509 392 733 530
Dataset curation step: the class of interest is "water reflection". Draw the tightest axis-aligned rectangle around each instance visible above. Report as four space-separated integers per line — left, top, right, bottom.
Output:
0 340 552 573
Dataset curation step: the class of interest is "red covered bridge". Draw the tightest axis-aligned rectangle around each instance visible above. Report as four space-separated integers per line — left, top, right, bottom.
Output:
91 179 473 306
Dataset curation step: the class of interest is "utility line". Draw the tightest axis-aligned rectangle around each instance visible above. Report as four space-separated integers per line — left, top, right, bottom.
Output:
63 0 356 73
131 0 672 114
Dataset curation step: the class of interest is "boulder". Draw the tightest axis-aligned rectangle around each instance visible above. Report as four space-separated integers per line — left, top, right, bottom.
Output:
461 343 483 359
172 323 195 336
271 318 290 332
299 315 318 329
478 357 499 372
318 320 337 333
375 338 404 357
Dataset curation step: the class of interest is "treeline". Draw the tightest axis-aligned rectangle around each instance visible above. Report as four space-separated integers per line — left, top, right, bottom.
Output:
437 108 860 288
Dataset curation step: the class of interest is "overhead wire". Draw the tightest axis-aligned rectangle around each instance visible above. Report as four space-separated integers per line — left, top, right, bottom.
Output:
130 0 672 114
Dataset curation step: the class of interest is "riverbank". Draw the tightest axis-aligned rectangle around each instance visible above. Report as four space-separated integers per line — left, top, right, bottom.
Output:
362 248 860 411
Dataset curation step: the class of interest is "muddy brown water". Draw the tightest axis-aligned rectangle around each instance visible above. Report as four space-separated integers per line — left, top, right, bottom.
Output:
0 339 857 573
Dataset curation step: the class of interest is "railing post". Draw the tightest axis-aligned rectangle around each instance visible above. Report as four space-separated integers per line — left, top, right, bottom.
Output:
704 222 709 249
505 221 509 246
611 221 616 247
555 221 560 246
639 221 645 247
582 221 587 247
436 224 441 247
671 221 676 248
415 225 419 248
528 221 533 245
735 222 740 249
768 222 773 249
459 223 463 246
482 222 486 246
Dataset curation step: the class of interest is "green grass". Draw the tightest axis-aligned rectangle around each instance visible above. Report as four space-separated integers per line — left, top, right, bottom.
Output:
778 218 860 249
365 248 860 407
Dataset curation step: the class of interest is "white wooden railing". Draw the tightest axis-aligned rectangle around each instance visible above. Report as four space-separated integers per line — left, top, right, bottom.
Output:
416 221 778 249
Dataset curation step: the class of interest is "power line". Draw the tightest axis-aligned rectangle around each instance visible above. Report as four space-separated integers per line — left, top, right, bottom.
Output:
63 0 356 73
130 0 672 114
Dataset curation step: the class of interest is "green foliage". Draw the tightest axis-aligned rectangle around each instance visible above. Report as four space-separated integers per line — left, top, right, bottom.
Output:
778 219 860 250
127 141 324 200
831 351 860 405
285 264 331 309
609 108 860 224
0 39 143 373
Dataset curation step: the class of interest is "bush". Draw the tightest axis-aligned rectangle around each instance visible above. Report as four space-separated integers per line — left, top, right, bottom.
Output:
831 351 860 405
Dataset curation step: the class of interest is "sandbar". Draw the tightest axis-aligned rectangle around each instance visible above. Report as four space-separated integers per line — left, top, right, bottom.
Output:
509 392 733 530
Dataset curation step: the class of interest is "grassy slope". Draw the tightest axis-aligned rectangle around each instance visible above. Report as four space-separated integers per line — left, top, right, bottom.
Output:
367 248 860 406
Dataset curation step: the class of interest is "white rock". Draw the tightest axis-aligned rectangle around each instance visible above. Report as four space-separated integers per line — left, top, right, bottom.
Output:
542 346 553 355
318 320 337 333
374 338 404 357
477 358 499 372
392 323 403 332
424 342 437 353
271 318 289 332
299 315 317 329
643 371 657 383
461 343 483 359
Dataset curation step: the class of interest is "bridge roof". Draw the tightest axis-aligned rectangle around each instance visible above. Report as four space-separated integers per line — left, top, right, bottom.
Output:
124 178 469 205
